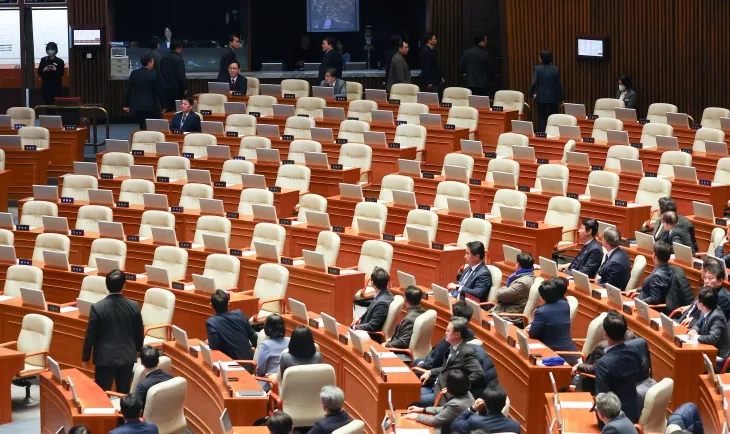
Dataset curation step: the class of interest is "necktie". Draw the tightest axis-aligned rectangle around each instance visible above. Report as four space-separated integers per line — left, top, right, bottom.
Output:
699 314 706 328
446 347 456 364
459 267 473 286
604 253 609 264
181 114 187 126
231 77 236 89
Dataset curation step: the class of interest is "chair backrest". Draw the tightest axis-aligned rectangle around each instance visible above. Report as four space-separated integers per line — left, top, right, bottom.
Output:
561 140 577 163
297 194 327 223
247 77 260 96
446 106 479 139
238 188 274 216
404 209 439 242
239 136 272 159
88 238 127 269
591 118 623 141
4 265 43 298
17 313 53 368
546 114 577 137
120 179 155 205
346 82 363 101
20 200 58 228
78 275 109 303
381 296 405 341
141 288 176 339
456 218 492 249
638 378 674 433
352 202 388 232
203 253 241 289
716 158 730 184
281 79 310 98
701 107 730 129
534 164 569 193
182 133 217 157
100 152 134 177
434 181 470 209
357 240 394 274
394 124 427 155
76 205 113 232
379 174 414 202
486 265 502 304
142 377 188 433
61 175 98 201
253 263 289 314
157 156 190 180
315 231 340 266
593 98 624 118
280 364 336 427
0 228 13 246
442 87 472 106
605 145 640 170
251 222 287 255
338 119 370 143
332 420 366 434
523 277 544 322
585 171 620 200
441 153 475 178
132 130 166 153
32 233 70 262
396 103 429 124
179 183 214 209
0 149 4 171
637 123 673 150
635 177 672 207
18 126 50 149
193 215 231 245
7 107 35 125
139 211 176 239
338 143 373 183
389 83 419 103
247 95 277 116
276 164 311 194
646 103 678 124
657 150 692 177
582 312 608 356
545 197 581 243
709 228 727 255
626 255 647 292
693 127 725 152
225 114 257 136
284 116 316 140
197 93 227 114
296 97 326 118
220 159 255 184
409 310 437 359
288 140 322 165
152 246 188 281
347 100 378 122
495 132 529 157
489 189 527 217
493 90 524 114
566 295 578 321
486 159 519 186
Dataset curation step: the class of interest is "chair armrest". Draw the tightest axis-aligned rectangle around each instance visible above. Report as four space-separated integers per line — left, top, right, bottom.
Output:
555 351 583 358
267 391 282 415
0 341 17 350
669 307 686 320
255 375 279 396
231 359 257 373
386 348 414 360
367 331 386 341
17 367 49 378
253 298 286 322
24 350 49 359
479 302 495 309
412 366 428 375
649 304 667 310
144 324 172 340
496 313 530 326
578 372 596 379
105 391 126 398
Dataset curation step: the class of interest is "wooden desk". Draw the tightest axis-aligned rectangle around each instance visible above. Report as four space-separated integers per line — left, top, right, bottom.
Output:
576 118 713 151
162 340 268 432
0 126 87 179
698 373 729 434
39 369 117 434
687 214 723 253
544 392 599 433
0 170 9 212
4 148 51 199
623 244 705 290
0 346 25 425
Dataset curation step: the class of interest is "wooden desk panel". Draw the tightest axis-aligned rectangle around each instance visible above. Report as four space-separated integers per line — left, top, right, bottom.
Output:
623 244 704 290
4 148 51 199
544 392 599 433
0 346 25 425
687 215 722 253
0 170 9 212
698 374 728 434
576 118 714 151
0 127 87 179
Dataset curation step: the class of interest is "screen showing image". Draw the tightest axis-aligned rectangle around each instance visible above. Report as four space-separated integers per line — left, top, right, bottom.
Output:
307 0 359 32
577 38 604 58
73 29 101 46
33 8 69 62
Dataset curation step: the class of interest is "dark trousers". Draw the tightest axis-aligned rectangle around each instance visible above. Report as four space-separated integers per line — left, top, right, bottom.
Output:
95 364 134 393
163 88 184 112
536 102 559 132
135 110 161 130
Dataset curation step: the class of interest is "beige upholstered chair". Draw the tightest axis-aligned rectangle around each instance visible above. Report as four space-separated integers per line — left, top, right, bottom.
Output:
456 218 492 249
297 194 327 223
338 143 372 184
714 158 730 184
279 364 336 427
593 98 624 118
276 165 311 194
561 140 577 163
141 288 175 344
78 275 109 303
495 132 529 157
442 87 472 107
333 420 366 434
490 189 527 217
87 238 126 269
693 127 725 152
284 116 316 140
179 183 214 209
315 231 340 266
151 246 188 281
202 254 240 291
347 100 378 121
61 175 98 201
394 124 427 159
701 107 730 129
379 296 405 340
638 378 674 434
591 118 623 141
346 82 363 101
404 209 438 242
0 149 4 171
657 150 691 177
634 178 672 216
646 103 678 124
238 188 274 216
546 114 577 137
247 95 277 117
248 263 289 321
3 265 43 298
250 222 286 255
288 140 322 163
296 97 326 118
131 131 165 153
181 133 217 157
434 181 470 210
389 83 419 103
351 202 387 233
139 211 176 239
485 159 519 187
6 313 53 399
100 152 134 177
544 197 581 249
6 107 35 125
239 136 271 159
396 103 429 124
19 127 50 149
197 93 227 114
20 201 58 228
32 233 70 262
605 145 639 170
493 90 525 114
441 153 475 179
225 114 257 136
281 79 310 98
626 255 647 292
640 123 673 149
379 174 414 202
354 240 394 300
446 106 479 140
220 159 255 184
156 156 190 180
128 356 172 393
193 216 231 246
120 179 154 205
143 377 188 434
247 77 261 96
338 119 370 143
585 171 620 201
0 228 13 246
534 164 569 194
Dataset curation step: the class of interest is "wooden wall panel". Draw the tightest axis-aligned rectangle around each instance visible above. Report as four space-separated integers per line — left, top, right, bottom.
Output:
67 0 110 107
431 0 464 87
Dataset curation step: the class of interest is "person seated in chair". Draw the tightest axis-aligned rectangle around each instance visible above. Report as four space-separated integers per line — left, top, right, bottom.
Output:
220 60 247 93
451 383 521 434
630 240 672 306
447 241 492 303
561 218 603 278
689 286 730 372
678 258 730 327
351 267 394 340
170 95 202 132
595 392 638 434
661 211 695 255
134 346 173 409
319 67 347 98
206 289 258 368
527 277 576 354
417 301 474 369
278 325 322 378
385 286 426 349
596 228 631 290
110 393 159 434
644 197 698 252
491 253 535 321
268 411 293 434
307 386 352 434
405 369 475 434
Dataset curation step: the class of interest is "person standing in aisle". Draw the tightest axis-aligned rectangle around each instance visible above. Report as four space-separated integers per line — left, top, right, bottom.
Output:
529 49 563 133
460 34 493 96
38 42 65 105
419 32 443 94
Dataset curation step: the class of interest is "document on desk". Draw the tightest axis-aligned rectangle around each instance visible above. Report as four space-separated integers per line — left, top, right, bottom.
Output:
82 408 116 415
676 334 698 344
396 429 431 434
378 352 398 359
242 251 257 257
516 343 547 350
60 306 79 313
191 243 204 249
340 269 360 275
293 259 305 266
184 284 196 291
218 361 247 371
381 367 411 373
83 267 97 273
560 401 595 409
0 296 16 302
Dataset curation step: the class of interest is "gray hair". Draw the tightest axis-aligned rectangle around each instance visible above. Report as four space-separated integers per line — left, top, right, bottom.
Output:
603 227 622 248
320 385 345 412
595 392 622 419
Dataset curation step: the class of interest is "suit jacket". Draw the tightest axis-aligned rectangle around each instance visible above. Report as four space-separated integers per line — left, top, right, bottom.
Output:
419 46 441 88
82 294 144 366
146 49 162 74
220 74 247 93
529 298 576 353
528 64 563 104
597 247 631 290
595 343 643 423
354 290 394 333
602 412 638 434
319 78 347 97
124 67 163 112
452 410 521 434
638 263 672 305
459 46 492 90
171 111 202 133
429 341 485 396
206 309 258 361
692 308 730 359
493 273 534 315
159 52 187 91
665 226 695 254
420 329 475 370
568 238 603 278
386 53 411 91
455 262 492 303
385 305 426 349
306 410 353 434
134 369 173 408
679 286 730 328
652 215 698 252
319 49 344 82
616 88 638 110
416 392 474 432
217 47 238 82
110 420 159 434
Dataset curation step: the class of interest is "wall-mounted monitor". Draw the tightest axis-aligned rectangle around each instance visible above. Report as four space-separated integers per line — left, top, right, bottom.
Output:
307 0 360 33
73 29 102 46
577 37 609 60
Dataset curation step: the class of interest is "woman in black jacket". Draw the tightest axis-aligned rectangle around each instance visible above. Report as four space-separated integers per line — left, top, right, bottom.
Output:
529 49 563 133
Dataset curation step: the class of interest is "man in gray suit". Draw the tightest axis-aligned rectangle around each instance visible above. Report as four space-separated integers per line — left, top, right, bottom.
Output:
492 252 535 318
596 392 638 433
386 40 411 92
319 68 347 98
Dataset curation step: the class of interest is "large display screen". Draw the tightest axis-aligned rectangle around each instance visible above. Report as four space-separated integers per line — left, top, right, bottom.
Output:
307 0 359 33
73 29 101 46
577 37 607 59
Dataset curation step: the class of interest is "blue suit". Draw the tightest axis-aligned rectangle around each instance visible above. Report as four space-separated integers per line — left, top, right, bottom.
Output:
170 111 202 132
206 309 258 363
110 420 159 434
567 238 603 278
638 263 672 305
595 343 643 423
452 262 492 303
451 410 521 434
134 369 173 408
528 298 576 353
597 247 631 290
306 410 353 434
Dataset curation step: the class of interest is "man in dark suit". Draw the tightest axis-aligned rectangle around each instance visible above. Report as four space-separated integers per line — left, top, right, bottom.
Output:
134 346 173 408
679 257 730 326
528 49 563 133
220 60 247 93
459 34 492 97
124 54 164 130
82 270 144 393
110 394 159 434
595 392 638 434
646 197 698 252
597 227 631 290
451 383 520 434
634 240 672 305
158 40 187 112
217 34 240 82
307 385 353 434
564 218 603 278
661 211 695 254
318 36 343 83
595 310 643 423
319 68 347 98
689 286 730 369
206 289 258 365
170 95 201 133
352 267 394 338
385 286 426 349
386 40 411 92
145 38 162 74
448 241 492 302
416 317 485 406
417 301 474 369
419 32 443 94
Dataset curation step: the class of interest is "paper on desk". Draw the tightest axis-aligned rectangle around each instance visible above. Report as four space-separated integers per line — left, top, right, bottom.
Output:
0 296 16 302
496 155 509 159
627 203 644 208
395 236 407 242
430 207 442 212
83 408 116 415
184 284 196 291
515 343 547 351
579 195 590 200
83 267 97 273
340 269 360 275
444 245 462 251
396 429 431 434
530 188 542 193
291 220 307 226
136 274 146 279
378 352 398 359
713 182 727 187
293 259 305 266
676 334 698 344
242 251 257 257
60 306 79 313
138 236 150 241
560 401 595 409
168 179 178 183
381 367 411 373
191 243 204 249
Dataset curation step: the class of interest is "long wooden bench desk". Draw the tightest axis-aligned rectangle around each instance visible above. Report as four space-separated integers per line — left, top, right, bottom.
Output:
0 126 87 179
4 148 51 199
544 392 599 433
688 214 726 253
0 346 25 424
575 117 721 150
698 373 729 434
0 170 9 212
